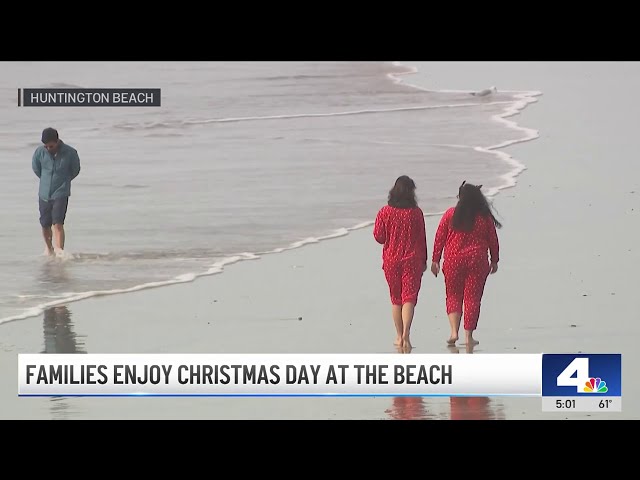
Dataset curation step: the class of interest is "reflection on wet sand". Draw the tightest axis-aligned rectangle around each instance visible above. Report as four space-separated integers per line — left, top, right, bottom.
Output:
449 396 505 420
42 305 86 354
385 344 506 420
386 395 430 420
42 305 86 420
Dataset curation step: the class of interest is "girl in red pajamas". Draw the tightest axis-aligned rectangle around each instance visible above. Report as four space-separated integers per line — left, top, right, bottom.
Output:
430 181 501 347
374 176 428 350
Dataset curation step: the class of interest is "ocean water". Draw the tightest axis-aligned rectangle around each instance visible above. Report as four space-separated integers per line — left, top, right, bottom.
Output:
0 61 540 324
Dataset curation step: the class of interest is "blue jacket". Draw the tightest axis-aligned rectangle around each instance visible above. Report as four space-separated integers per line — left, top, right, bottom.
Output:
32 141 81 200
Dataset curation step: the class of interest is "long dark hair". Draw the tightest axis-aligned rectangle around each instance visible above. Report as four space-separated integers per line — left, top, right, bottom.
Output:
451 181 502 231
388 175 418 209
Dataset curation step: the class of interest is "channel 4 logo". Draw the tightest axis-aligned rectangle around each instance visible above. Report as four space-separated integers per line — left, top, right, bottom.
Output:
542 354 621 397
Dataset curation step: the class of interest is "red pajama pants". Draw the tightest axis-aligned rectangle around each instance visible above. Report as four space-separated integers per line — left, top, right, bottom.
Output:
384 260 423 306
443 255 490 331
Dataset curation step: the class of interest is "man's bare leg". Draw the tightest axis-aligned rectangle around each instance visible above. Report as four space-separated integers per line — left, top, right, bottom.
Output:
42 227 54 255
52 224 65 252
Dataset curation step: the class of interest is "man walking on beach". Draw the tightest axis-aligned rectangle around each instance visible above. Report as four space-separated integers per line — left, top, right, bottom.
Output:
32 128 81 256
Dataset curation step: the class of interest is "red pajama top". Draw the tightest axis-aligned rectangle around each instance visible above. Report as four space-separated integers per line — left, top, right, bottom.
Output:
374 205 428 269
432 207 500 264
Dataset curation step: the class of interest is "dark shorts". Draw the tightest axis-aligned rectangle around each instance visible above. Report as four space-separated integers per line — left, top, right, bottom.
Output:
39 197 69 228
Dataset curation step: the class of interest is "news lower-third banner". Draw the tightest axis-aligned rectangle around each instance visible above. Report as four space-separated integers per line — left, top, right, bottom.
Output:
17 353 622 400
17 88 161 107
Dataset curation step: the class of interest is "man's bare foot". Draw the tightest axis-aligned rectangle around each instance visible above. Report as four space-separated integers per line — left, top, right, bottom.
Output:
44 246 54 256
447 335 458 345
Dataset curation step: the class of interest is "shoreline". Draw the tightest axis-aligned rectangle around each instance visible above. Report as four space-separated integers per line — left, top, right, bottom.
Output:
389 61 543 198
0 62 541 328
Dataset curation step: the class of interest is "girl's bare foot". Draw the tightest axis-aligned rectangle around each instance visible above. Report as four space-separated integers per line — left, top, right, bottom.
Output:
447 334 458 345
464 331 479 346
394 336 402 346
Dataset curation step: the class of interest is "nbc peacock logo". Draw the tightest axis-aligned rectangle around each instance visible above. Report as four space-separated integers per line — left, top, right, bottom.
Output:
584 377 608 393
